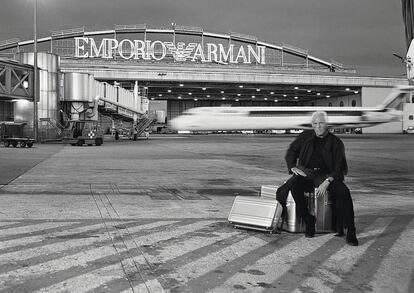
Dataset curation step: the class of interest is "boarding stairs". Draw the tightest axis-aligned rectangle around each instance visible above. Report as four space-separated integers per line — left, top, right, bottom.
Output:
136 117 155 137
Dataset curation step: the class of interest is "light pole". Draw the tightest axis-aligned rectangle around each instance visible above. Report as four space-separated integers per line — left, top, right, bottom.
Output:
33 0 39 141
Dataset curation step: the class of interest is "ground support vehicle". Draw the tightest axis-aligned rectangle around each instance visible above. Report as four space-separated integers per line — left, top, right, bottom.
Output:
62 120 104 146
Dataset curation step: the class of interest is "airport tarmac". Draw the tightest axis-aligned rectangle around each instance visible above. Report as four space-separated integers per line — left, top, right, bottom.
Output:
0 134 413 293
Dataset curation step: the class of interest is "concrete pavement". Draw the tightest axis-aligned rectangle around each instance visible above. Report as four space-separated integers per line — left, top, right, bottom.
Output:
0 134 413 292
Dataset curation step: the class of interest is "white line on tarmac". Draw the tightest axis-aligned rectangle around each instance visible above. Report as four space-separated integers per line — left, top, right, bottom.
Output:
0 221 175 264
368 218 414 293
207 233 334 293
0 222 18 228
292 217 393 293
32 227 238 293
0 222 77 237
121 279 167 293
0 220 215 291
34 263 125 293
164 235 271 286
143 230 241 264
0 222 107 251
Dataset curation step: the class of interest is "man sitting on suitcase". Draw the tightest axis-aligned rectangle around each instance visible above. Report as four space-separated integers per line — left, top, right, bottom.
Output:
284 111 358 246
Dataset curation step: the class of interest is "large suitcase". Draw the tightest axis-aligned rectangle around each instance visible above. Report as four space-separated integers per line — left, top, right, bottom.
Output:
260 185 278 199
283 189 334 233
228 196 283 233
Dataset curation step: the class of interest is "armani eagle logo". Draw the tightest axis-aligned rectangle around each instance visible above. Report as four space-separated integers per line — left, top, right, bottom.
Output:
164 42 198 62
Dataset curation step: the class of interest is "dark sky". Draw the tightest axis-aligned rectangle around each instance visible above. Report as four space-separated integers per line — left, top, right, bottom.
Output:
0 0 408 77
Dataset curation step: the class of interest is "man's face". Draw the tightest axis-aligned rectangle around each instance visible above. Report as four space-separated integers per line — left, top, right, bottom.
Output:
312 115 328 137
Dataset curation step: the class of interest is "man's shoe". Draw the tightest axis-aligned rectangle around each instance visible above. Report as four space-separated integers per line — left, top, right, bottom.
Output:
346 230 359 246
305 215 316 238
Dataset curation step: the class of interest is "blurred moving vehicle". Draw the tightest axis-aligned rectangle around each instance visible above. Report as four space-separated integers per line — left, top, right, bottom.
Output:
170 86 414 133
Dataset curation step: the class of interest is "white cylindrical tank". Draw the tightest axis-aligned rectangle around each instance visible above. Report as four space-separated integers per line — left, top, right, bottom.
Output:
14 52 60 138
63 72 92 102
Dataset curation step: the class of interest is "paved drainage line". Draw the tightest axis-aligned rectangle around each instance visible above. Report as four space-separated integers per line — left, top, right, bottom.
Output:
89 185 150 293
103 186 154 269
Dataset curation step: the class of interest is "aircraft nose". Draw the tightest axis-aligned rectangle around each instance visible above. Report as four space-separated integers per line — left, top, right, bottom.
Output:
169 117 184 131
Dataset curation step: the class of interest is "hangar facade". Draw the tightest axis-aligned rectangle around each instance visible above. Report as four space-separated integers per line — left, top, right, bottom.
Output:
0 24 410 136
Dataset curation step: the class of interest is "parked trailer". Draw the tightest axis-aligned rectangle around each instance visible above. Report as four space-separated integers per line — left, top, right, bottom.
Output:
3 137 35 148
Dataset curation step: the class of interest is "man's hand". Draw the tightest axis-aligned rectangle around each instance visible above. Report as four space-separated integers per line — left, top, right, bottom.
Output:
316 180 330 197
291 167 307 177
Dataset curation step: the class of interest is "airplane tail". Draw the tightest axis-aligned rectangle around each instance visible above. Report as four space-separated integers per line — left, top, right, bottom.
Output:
407 39 414 82
377 85 414 110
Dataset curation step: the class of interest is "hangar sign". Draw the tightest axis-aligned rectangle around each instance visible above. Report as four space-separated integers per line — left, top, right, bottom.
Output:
74 37 266 64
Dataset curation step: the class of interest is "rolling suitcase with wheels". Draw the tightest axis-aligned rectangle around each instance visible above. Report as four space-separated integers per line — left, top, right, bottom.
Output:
228 196 283 233
282 189 334 233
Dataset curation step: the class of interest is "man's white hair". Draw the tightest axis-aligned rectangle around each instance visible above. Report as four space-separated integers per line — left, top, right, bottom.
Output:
311 111 328 123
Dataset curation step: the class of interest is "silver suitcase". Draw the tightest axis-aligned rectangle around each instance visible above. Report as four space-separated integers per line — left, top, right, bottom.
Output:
283 190 334 233
260 185 278 199
228 196 283 233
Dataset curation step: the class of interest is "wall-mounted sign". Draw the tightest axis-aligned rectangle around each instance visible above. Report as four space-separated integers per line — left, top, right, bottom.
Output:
74 37 266 64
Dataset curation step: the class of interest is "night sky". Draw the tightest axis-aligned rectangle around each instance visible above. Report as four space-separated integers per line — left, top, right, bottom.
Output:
0 0 408 77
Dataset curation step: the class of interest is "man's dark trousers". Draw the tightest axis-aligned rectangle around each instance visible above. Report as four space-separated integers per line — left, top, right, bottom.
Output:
289 175 356 232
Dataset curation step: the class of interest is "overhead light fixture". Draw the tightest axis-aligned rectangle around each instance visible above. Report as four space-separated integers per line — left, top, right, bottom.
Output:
239 85 243 88
346 88 350 91
151 97 155 100
202 87 206 90
178 96 182 99
270 91 274 95
220 90 224 94
235 99 239 102
294 96 298 99
188 92 192 95
222 97 226 100
206 95 210 98
167 89 172 93
294 86 299 90
237 93 241 97
274 99 278 102
354 91 359 94
179 83 184 87
326 95 331 98
283 94 287 97
158 94 162 97
256 88 261 92
307 90 311 93
264 98 268 101
316 93 321 96
194 98 198 101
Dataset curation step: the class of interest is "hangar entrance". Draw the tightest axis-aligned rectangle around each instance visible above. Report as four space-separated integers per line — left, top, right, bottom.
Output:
100 79 362 129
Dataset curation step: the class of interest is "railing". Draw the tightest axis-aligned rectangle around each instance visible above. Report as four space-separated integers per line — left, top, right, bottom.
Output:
282 43 308 56
114 24 147 32
0 38 20 50
51 27 84 39
39 117 64 136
